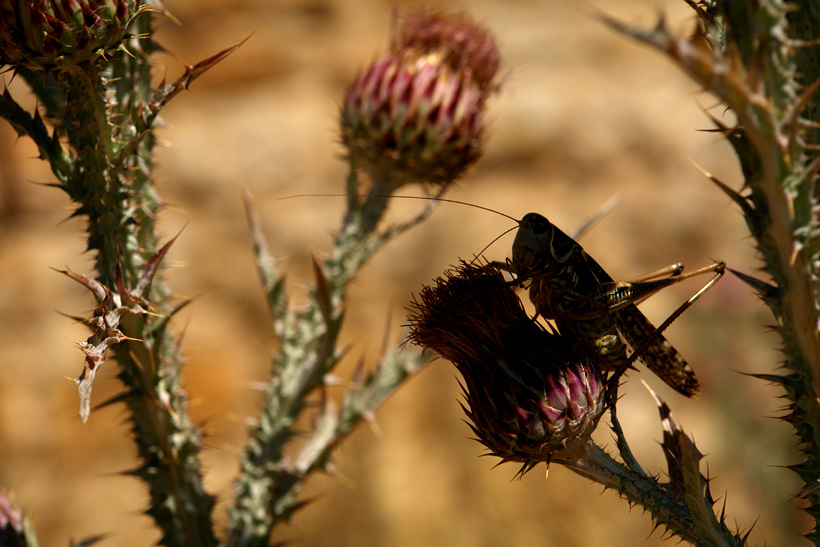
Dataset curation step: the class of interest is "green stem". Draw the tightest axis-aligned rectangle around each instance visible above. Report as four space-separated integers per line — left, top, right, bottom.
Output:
60 62 139 287
98 11 216 543
52 10 217 544
228 165 416 544
227 211 367 546
555 439 736 547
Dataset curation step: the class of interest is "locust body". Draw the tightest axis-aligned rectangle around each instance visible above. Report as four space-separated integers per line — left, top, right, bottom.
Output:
506 212 724 398
288 193 723 397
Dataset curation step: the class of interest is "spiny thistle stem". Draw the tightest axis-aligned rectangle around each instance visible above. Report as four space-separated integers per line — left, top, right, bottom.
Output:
553 441 695 541
554 439 736 547
74 10 216 543
59 61 138 287
103 13 217 543
227 177 426 545
227 11 501 544
603 0 820 541
0 1 233 543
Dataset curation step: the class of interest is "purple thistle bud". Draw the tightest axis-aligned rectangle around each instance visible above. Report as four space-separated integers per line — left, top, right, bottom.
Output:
407 262 605 473
0 0 143 70
392 10 501 99
340 10 501 191
0 488 29 546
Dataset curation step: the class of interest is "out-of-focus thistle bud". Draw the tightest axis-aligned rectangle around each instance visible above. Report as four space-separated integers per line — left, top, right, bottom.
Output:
0 488 30 547
408 262 605 474
340 11 501 192
0 0 143 71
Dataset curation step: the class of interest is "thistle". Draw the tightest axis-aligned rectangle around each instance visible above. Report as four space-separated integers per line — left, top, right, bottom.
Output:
601 1 820 540
0 3 501 543
0 488 36 547
4 0 800 543
340 10 501 193
0 0 144 70
407 260 753 543
408 261 605 475
0 0 238 543
226 9 503 544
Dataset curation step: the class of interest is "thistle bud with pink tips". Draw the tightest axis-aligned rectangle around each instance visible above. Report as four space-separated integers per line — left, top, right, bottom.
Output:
408 262 605 475
340 11 501 192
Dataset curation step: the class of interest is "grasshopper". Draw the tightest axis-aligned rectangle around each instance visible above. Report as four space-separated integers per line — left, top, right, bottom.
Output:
504 211 724 398
285 193 724 397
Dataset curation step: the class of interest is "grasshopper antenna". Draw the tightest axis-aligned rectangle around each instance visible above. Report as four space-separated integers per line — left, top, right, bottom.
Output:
468 226 518 265
280 193 520 223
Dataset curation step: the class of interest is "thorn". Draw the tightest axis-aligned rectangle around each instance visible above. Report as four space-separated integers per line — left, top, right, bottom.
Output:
570 194 620 240
365 414 383 439
66 336 87 347
330 467 356 490
134 225 186 299
55 309 92 324
311 254 332 321
690 159 762 235
152 35 252 109
158 4 183 26
324 374 346 387
52 267 108 302
790 240 802 266
350 358 367 385
248 381 267 392
728 267 781 306
116 42 136 59
786 77 820 137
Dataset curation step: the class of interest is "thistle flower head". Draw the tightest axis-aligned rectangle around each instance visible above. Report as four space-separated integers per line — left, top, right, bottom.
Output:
391 10 500 98
340 10 501 191
0 0 143 70
0 488 28 546
408 262 604 471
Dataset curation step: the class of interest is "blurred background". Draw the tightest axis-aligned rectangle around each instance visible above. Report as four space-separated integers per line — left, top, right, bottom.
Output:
0 0 805 545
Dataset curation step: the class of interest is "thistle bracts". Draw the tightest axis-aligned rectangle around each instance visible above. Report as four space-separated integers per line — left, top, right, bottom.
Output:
408 261 604 473
601 1 820 540
0 0 144 71
340 11 500 193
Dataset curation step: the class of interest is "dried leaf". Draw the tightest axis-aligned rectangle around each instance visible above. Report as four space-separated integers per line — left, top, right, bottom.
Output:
53 267 108 303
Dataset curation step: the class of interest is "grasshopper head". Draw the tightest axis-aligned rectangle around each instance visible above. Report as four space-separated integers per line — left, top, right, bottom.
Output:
512 213 576 279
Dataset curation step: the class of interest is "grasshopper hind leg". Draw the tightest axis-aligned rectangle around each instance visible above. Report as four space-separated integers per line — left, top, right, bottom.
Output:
611 262 725 399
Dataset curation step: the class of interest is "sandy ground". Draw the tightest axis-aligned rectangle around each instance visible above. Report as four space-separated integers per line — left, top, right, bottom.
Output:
0 0 807 545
